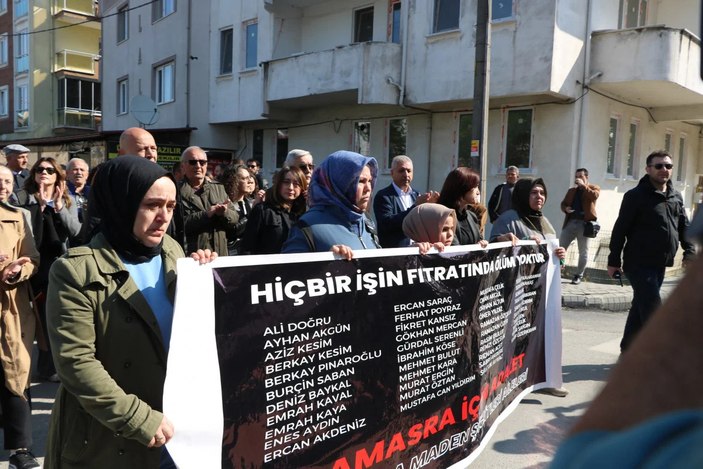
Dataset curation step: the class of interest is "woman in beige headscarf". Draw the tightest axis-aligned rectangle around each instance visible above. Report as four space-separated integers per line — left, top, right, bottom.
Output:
402 203 458 254
0 165 41 467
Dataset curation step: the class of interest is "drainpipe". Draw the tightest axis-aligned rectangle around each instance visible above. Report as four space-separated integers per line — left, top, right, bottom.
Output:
574 0 593 171
398 0 410 107
185 0 192 130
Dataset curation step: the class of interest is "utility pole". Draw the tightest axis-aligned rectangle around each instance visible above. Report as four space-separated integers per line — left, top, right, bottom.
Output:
471 0 491 197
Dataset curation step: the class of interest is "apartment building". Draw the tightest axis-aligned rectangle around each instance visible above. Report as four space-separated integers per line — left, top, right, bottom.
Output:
101 0 703 233
0 0 103 166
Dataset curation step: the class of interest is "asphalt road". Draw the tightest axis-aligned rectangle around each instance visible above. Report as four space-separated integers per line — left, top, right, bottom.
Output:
0 307 625 468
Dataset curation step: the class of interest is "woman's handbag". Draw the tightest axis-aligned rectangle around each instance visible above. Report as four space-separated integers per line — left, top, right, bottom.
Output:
583 220 601 238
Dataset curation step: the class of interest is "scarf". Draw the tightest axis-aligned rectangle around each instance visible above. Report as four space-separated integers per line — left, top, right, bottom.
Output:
511 177 554 236
402 203 457 243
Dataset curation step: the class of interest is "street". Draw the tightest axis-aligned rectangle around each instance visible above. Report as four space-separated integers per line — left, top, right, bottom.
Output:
0 307 625 468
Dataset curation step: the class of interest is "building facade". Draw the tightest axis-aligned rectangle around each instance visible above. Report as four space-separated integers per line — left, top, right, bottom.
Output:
0 0 103 166
101 0 703 243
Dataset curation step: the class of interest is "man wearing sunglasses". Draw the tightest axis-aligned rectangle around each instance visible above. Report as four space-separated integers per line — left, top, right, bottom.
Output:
608 150 695 353
284 149 314 185
179 146 238 256
246 158 268 190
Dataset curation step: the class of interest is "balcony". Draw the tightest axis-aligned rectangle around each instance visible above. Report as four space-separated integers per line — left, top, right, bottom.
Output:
54 0 100 28
15 55 28 74
56 108 101 129
55 49 98 75
262 42 401 111
590 26 703 122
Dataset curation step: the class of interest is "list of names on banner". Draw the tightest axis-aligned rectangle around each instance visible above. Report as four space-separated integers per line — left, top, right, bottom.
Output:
394 297 474 412
512 274 540 341
261 316 381 462
478 282 507 375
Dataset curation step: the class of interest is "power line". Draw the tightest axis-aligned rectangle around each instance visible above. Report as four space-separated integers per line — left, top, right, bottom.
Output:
5 0 158 37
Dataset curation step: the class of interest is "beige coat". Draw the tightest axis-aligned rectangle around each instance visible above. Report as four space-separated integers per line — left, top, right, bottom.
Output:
0 203 39 396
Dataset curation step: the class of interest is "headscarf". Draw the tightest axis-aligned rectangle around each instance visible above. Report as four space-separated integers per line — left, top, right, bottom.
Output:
92 155 175 263
308 150 378 222
511 177 554 235
402 203 457 243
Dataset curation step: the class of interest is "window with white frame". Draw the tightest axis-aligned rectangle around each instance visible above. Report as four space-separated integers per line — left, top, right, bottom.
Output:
389 0 401 43
606 117 619 175
505 108 532 169
626 121 638 177
15 84 28 128
387 118 407 168
15 30 28 73
492 0 513 21
14 0 27 19
152 0 175 22
664 130 673 153
220 28 233 75
154 62 175 104
0 0 7 15
0 34 7 66
0 86 8 117
117 78 128 115
433 0 459 33
244 21 258 69
677 135 686 182
619 0 647 28
354 121 371 156
117 5 129 42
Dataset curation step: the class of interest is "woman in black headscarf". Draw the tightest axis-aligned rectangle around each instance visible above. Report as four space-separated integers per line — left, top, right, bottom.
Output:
44 156 215 469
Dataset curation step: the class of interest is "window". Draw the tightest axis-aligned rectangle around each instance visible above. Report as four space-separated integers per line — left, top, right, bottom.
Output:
354 121 371 155
57 78 101 127
677 135 686 182
664 131 672 153
220 28 233 75
458 113 473 167
15 30 28 73
0 86 8 117
117 5 129 42
354 7 374 43
0 34 7 66
390 1 401 43
253 129 264 163
154 62 175 104
0 0 6 15
244 21 258 69
14 0 27 18
606 117 619 175
505 109 532 168
626 121 638 177
433 0 459 33
15 84 28 128
275 128 288 168
620 0 648 28
118 78 128 115
153 0 175 22
387 118 407 168
492 0 513 20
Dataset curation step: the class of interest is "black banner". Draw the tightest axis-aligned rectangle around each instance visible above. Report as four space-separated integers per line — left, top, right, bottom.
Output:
208 243 554 469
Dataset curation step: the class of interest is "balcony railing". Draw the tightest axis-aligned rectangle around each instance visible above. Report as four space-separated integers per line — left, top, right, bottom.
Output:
55 50 98 74
56 107 101 129
54 0 98 17
15 55 28 74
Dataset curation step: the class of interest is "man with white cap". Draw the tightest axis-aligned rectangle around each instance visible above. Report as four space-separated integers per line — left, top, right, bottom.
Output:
2 144 31 196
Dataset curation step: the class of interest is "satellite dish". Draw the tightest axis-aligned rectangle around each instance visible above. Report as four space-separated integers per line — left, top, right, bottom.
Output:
130 95 160 127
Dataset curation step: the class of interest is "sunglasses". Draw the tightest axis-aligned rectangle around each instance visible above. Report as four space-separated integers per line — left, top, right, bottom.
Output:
187 159 208 166
298 163 315 172
649 163 673 170
37 166 56 175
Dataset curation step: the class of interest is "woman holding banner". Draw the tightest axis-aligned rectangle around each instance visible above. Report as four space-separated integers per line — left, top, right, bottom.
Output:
283 150 380 259
44 156 215 469
437 167 489 248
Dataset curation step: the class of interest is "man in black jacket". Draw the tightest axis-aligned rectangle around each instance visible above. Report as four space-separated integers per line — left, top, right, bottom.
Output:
487 166 519 223
608 150 695 352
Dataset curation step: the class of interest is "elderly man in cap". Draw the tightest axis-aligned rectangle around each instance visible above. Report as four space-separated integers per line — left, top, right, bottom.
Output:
3 144 31 200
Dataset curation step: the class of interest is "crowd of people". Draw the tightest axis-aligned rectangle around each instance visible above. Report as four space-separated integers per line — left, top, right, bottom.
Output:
0 129 695 467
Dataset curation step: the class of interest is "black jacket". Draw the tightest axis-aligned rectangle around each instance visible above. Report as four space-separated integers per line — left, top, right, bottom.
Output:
488 183 512 223
239 202 294 255
608 175 695 270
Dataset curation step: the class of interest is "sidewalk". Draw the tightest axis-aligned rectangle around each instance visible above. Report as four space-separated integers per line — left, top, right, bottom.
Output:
561 274 682 311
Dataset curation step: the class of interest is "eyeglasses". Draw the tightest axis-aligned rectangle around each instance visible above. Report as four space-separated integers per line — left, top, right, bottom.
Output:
649 163 673 170
298 163 315 172
187 159 208 166
37 166 56 175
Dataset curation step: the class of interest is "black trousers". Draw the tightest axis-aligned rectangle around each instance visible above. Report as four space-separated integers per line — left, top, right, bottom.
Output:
0 365 32 449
